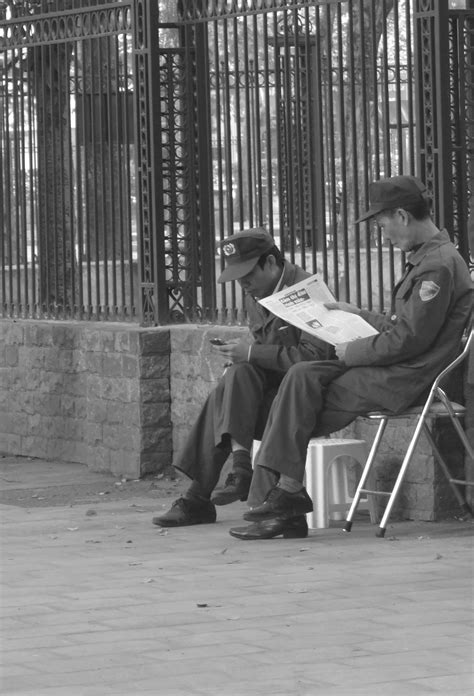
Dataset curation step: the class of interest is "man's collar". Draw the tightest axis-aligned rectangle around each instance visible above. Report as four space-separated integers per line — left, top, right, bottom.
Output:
406 228 450 265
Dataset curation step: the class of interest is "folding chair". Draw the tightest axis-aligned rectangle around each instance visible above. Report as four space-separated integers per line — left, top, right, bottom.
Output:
343 329 474 538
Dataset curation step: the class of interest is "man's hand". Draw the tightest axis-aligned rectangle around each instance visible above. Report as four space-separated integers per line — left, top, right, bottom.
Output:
335 341 350 361
325 301 361 315
212 341 249 363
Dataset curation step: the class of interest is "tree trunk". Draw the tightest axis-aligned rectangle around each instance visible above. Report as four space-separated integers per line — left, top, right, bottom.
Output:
32 41 75 313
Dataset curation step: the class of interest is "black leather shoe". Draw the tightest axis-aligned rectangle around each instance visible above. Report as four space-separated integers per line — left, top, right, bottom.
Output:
152 497 216 527
229 515 308 540
243 486 313 521
211 473 252 505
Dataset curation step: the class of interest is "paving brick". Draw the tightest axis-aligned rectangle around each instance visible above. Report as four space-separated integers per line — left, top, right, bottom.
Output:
1 460 473 696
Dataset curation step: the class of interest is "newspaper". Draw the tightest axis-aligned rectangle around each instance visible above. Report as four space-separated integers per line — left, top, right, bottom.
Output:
259 274 378 346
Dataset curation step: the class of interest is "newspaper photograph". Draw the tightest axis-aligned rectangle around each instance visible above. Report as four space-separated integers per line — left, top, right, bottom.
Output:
259 274 378 346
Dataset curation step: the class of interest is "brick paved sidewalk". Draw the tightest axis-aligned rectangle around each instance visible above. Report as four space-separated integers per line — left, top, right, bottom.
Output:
1 459 473 696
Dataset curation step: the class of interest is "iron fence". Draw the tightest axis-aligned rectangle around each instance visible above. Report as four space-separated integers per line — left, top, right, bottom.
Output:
175 0 418 320
1 0 472 325
1 0 139 320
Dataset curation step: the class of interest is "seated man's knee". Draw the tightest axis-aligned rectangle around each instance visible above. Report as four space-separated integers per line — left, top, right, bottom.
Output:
282 360 342 390
223 362 259 380
284 361 311 383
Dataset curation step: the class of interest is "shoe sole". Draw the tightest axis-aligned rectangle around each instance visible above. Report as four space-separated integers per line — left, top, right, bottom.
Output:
243 505 313 522
152 518 216 527
229 528 308 540
211 493 248 506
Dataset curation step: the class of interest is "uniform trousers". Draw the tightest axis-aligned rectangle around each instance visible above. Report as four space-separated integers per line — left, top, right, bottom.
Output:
174 362 284 497
247 360 391 506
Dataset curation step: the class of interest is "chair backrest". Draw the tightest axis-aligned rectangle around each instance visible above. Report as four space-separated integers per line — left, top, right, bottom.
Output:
432 329 473 394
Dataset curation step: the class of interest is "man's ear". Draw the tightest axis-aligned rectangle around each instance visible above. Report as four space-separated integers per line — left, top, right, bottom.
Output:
398 208 410 226
266 254 277 270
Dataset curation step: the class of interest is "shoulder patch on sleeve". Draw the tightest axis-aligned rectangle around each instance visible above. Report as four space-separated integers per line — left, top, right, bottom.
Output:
419 280 441 302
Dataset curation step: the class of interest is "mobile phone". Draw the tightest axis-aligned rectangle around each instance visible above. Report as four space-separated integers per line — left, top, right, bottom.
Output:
210 338 226 345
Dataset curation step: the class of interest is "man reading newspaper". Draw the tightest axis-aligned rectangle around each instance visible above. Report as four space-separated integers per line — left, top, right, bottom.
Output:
229 174 472 540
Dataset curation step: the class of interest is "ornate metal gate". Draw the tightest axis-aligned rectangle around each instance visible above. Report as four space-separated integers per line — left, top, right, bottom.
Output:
1 1 472 325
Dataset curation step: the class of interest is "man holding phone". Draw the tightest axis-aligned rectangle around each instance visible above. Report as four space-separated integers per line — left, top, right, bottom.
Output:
152 228 334 533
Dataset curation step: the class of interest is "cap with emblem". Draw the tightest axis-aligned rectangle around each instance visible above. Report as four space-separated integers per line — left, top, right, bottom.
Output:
355 175 428 223
217 228 275 283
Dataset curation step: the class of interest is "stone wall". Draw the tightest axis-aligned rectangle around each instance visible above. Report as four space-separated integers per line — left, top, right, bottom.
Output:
1 318 472 520
0 320 171 478
466 343 474 507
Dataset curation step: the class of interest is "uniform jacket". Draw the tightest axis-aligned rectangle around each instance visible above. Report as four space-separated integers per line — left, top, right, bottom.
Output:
246 260 334 373
338 229 473 412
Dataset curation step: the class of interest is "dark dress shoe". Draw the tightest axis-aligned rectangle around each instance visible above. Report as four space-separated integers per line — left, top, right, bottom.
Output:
152 497 216 527
243 485 313 521
229 515 308 540
211 472 251 505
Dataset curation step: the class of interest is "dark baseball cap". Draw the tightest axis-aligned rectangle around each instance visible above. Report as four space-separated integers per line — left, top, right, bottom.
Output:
217 228 275 283
355 175 428 223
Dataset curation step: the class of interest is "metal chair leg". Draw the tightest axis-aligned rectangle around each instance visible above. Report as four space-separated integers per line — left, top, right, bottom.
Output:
375 403 435 537
343 417 388 532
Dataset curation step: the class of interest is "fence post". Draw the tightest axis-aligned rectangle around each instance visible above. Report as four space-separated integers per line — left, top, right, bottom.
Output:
414 0 452 233
132 0 167 325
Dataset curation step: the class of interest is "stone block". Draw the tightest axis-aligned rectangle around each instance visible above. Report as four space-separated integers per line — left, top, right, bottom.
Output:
71 350 87 373
87 422 103 446
109 449 141 478
0 432 21 454
465 348 474 506
83 329 103 352
122 355 139 378
140 378 170 404
140 402 171 428
38 371 64 394
61 394 87 419
37 395 63 417
4 321 24 345
63 374 88 398
5 345 19 367
67 440 89 466
104 402 140 428
139 449 172 475
42 346 61 372
52 324 77 349
20 346 44 370
87 400 108 425
59 418 87 442
86 444 111 473
102 424 141 452
85 351 103 373
102 353 123 378
101 377 134 403
139 329 170 356
100 331 117 353
141 424 172 450
2 411 29 436
114 329 140 354
25 322 54 347
21 435 49 459
139 355 169 380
